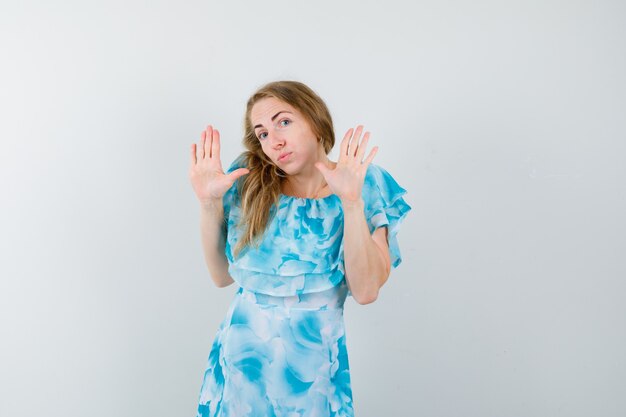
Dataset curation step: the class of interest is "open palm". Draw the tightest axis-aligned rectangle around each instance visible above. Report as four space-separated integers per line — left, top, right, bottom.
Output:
189 125 250 205
315 125 378 203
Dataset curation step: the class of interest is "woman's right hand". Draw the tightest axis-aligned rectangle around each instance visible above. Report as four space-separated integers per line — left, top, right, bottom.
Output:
189 125 250 206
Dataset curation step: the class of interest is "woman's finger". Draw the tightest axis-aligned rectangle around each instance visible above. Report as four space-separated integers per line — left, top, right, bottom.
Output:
356 131 370 161
363 146 378 168
212 128 220 160
190 143 197 166
228 167 250 183
200 129 206 159
348 125 364 158
339 128 353 161
203 126 213 159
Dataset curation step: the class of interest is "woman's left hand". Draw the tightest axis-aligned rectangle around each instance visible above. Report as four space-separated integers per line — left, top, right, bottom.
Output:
315 125 378 204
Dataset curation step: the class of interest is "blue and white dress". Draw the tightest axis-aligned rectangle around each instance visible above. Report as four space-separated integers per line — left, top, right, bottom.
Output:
196 155 411 417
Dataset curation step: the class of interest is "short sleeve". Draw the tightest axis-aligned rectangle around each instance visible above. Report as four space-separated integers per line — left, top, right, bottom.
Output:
362 163 412 269
222 154 247 220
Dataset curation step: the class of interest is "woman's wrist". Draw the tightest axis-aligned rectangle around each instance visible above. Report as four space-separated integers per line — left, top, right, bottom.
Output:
340 197 364 211
200 197 224 212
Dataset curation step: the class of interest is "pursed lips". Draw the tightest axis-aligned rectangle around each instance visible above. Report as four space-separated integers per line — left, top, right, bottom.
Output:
278 152 291 161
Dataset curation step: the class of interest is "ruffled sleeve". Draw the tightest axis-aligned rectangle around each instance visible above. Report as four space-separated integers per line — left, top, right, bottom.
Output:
362 163 412 269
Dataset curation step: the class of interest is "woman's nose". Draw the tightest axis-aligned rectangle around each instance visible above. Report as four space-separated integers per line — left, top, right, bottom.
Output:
268 131 285 147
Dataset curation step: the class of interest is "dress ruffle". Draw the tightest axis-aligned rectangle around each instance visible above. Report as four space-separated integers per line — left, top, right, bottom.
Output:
221 155 411 296
362 163 412 269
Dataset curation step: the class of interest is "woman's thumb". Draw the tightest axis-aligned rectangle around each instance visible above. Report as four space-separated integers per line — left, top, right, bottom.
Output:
314 162 329 177
230 167 250 181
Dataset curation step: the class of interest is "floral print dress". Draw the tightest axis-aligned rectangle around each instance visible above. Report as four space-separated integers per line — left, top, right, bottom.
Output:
196 155 411 417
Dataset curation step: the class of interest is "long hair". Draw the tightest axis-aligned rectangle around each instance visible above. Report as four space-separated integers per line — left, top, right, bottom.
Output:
232 80 335 258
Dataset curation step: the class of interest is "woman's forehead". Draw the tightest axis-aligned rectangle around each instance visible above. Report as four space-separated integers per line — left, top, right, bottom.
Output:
251 97 299 122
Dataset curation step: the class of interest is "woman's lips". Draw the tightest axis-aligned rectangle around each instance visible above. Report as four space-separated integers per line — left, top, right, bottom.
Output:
278 152 292 162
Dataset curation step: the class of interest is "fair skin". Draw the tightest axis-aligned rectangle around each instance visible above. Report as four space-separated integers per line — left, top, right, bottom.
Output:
189 97 391 304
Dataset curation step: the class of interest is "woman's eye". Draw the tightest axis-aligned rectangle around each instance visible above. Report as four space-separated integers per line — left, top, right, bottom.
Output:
257 120 290 140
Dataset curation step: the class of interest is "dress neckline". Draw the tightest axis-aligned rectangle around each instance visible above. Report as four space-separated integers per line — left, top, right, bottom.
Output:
279 193 337 202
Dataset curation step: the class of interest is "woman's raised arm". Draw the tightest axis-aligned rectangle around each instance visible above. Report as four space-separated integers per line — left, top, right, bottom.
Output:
189 125 249 288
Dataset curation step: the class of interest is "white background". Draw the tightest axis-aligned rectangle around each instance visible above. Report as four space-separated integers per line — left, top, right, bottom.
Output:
1 1 625 416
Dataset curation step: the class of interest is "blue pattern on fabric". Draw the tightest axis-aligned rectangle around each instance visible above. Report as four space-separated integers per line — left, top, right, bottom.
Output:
196 154 411 416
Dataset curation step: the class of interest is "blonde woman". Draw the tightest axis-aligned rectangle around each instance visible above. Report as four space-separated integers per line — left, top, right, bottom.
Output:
189 80 411 416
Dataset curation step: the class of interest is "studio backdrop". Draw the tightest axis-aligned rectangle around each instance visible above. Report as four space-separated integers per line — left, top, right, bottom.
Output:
1 1 624 416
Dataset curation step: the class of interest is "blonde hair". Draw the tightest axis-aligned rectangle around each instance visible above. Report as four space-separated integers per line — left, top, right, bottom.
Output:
232 80 335 258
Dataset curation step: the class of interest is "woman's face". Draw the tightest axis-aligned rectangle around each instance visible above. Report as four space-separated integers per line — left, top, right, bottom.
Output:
250 96 322 173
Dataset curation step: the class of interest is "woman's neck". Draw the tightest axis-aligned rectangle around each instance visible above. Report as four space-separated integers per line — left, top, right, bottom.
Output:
282 158 336 198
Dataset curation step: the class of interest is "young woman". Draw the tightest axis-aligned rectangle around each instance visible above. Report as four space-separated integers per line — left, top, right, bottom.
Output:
189 80 411 416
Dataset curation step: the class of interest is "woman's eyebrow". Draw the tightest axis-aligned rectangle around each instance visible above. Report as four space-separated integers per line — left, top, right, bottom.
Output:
253 111 292 129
